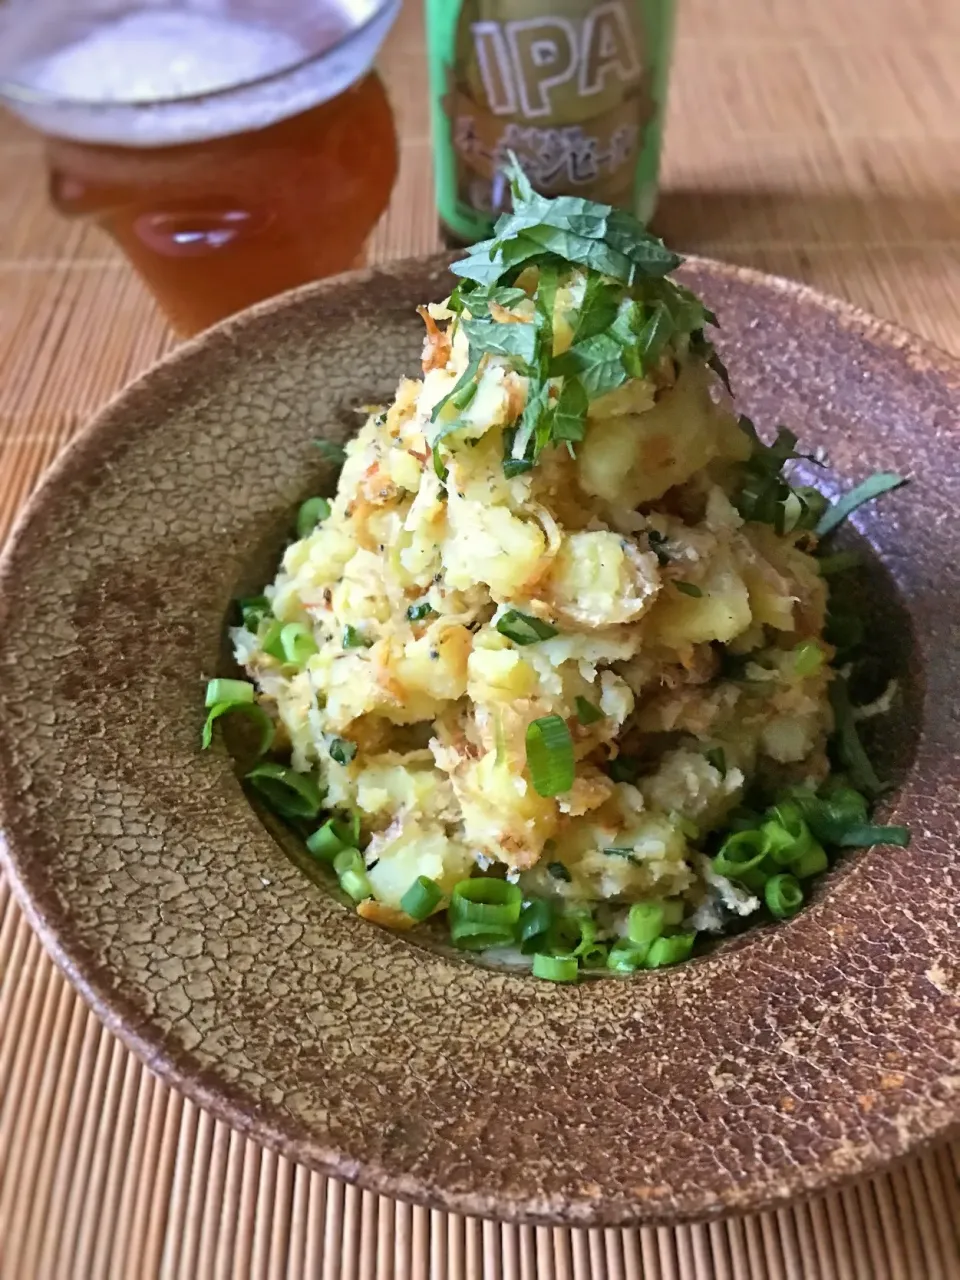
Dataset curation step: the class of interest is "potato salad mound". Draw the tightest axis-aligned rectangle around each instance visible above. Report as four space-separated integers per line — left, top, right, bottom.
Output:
209 161 908 979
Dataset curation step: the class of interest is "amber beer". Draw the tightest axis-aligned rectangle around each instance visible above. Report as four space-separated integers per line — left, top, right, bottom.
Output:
47 74 397 335
424 0 675 241
0 2 399 335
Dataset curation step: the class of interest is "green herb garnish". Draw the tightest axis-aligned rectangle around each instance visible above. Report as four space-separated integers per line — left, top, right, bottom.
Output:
574 696 604 725
342 625 372 649
444 154 713 480
496 609 558 645
816 472 906 537
328 737 358 766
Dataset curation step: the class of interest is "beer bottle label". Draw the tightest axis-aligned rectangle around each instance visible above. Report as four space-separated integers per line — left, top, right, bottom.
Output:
424 0 675 241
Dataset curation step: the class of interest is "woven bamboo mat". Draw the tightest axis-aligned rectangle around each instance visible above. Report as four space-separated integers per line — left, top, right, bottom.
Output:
1 0 959 1276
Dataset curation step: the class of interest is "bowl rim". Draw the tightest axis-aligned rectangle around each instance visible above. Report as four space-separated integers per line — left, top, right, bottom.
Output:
1 252 959 1227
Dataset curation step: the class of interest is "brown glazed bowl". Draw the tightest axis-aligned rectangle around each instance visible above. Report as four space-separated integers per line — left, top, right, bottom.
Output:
0 254 958 1227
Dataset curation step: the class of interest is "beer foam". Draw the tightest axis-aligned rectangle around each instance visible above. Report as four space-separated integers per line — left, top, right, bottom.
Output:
25 11 310 104
5 0 398 146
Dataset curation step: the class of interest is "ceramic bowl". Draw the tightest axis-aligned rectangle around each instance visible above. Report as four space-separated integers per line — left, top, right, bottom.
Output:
1 254 958 1226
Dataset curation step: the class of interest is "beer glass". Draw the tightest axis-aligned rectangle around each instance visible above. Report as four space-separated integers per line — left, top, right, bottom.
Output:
0 0 401 335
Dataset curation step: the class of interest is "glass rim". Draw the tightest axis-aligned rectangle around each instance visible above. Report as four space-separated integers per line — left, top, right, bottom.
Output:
0 0 398 112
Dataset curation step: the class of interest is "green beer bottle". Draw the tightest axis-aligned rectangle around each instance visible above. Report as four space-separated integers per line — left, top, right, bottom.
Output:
424 0 675 242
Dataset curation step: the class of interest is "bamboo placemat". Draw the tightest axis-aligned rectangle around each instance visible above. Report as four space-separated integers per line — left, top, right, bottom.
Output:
1 0 959 1276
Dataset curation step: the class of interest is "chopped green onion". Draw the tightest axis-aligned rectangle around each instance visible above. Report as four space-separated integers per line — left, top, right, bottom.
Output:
821 782 869 817
761 803 817 867
306 819 350 862
296 496 331 540
544 908 603 963
519 898 554 952
280 622 318 665
406 601 436 622
607 939 650 973
645 933 696 968
830 679 884 796
628 902 664 947
400 876 443 920
246 763 323 818
314 439 347 464
496 609 558 645
261 618 287 661
765 874 804 919
526 715 575 797
202 701 274 755
205 678 254 709
342 625 373 649
449 878 522 948
675 581 703 598
532 953 579 983
578 941 609 969
328 737 357 766
793 640 824 678
451 920 517 950
450 878 523 922
834 823 910 848
547 861 571 882
705 746 727 777
239 595 271 629
661 898 686 927
712 829 772 894
816 472 905 537
333 848 372 902
554 910 601 961
792 843 829 878
574 696 604 725
817 550 861 576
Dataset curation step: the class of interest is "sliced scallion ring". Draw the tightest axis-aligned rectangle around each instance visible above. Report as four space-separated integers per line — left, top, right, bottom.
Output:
246 762 324 818
765 874 804 919
532 953 579 983
306 819 349 862
525 715 574 797
400 876 443 920
607 940 649 973
204 678 254 709
280 622 318 665
628 902 664 947
202 700 274 756
645 933 696 969
296 496 331 540
333 848 372 902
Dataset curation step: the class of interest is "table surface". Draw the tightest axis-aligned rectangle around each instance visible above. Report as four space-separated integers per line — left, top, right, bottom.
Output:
1 1 959 1276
